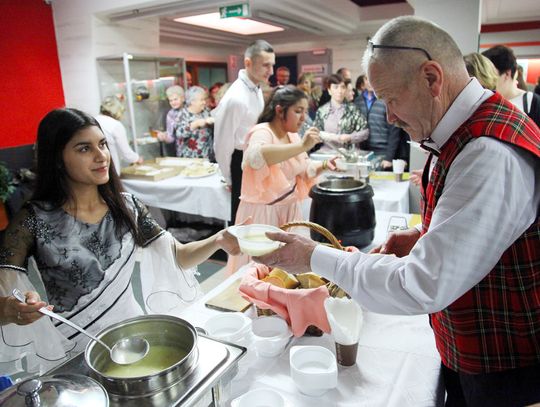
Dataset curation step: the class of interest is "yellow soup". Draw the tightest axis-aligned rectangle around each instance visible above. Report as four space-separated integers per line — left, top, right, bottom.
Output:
101 345 188 378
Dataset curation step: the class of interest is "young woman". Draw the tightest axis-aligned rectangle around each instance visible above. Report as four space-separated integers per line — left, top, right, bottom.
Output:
0 108 240 373
226 86 337 273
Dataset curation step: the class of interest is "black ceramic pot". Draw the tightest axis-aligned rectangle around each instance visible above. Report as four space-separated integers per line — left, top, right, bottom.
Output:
309 178 376 248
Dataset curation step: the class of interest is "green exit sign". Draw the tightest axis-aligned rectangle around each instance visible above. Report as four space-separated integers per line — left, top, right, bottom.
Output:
219 3 250 18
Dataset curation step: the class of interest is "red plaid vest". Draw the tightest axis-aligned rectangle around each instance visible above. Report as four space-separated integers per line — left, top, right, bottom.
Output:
421 92 540 374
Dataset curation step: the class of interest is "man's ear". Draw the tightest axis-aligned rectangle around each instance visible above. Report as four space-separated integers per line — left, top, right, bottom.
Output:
244 57 252 70
422 61 443 97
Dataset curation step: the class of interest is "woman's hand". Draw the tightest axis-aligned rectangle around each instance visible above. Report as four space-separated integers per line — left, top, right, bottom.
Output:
1 291 52 326
205 117 215 126
157 131 169 142
216 217 252 255
339 134 352 143
301 127 321 151
190 119 207 130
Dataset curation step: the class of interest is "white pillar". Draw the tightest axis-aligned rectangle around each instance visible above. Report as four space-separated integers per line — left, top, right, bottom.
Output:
408 0 482 55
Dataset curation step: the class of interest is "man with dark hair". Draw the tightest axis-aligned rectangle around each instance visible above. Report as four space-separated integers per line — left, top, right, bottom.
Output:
213 40 275 222
256 16 540 406
275 66 290 86
483 44 540 126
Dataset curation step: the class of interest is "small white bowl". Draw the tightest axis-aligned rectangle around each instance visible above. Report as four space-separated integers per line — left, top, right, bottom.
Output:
233 388 286 407
251 316 292 357
204 312 251 344
290 345 338 396
227 224 281 256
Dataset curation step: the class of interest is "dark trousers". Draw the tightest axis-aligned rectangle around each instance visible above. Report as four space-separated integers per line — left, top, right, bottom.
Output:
230 149 243 223
443 363 540 407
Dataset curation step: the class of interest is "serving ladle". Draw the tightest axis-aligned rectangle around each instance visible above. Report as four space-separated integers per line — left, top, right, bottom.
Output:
12 288 149 365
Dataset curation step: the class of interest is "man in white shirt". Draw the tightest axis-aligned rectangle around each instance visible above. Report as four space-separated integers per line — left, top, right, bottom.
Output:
213 40 275 222
255 16 540 406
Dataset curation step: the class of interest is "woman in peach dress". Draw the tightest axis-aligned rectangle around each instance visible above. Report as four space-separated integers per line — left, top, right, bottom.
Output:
227 86 337 273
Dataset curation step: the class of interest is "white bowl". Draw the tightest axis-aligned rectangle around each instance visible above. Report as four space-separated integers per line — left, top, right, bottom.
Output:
290 345 338 396
227 224 281 256
251 316 292 357
204 312 251 344
234 388 286 407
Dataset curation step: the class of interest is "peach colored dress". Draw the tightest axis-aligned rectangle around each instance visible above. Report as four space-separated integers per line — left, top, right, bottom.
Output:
226 123 318 274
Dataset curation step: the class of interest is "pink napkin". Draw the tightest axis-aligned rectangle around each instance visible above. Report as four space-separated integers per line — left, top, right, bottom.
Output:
239 264 331 337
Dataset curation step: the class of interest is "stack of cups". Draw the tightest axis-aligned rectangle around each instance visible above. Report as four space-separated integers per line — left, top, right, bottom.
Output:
392 159 406 182
324 297 363 367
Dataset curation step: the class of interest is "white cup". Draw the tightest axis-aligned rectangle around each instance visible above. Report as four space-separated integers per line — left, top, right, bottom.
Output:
235 388 286 407
392 159 406 182
290 345 338 397
251 316 292 357
204 312 251 344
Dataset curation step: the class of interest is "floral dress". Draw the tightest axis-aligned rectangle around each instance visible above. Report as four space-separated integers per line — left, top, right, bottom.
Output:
174 107 214 159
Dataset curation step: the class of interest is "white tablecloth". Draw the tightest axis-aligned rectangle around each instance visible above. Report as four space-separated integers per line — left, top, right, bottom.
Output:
122 173 231 221
177 211 442 407
122 173 410 223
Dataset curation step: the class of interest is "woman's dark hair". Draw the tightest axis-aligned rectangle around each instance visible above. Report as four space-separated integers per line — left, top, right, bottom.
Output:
326 74 345 89
482 45 517 78
33 108 144 245
257 85 307 124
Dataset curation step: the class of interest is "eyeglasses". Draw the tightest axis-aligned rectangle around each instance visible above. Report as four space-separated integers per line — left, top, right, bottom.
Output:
368 40 432 61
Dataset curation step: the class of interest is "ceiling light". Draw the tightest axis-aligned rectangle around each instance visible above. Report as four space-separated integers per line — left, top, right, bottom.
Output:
174 12 284 35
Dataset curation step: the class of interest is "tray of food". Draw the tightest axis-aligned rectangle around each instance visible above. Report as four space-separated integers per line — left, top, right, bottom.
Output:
120 164 182 181
155 157 205 167
178 161 218 178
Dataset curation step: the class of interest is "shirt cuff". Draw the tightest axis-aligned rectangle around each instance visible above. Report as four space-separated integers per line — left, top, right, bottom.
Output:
310 244 349 281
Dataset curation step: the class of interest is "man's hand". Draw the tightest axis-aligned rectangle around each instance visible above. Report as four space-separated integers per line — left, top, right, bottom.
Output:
409 169 423 187
253 231 317 274
369 228 421 257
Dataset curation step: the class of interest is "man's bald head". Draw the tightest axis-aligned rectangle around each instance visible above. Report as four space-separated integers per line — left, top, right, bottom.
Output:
363 16 466 83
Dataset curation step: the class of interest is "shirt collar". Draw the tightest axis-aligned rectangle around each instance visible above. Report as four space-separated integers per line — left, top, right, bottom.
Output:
238 69 259 92
330 100 345 112
426 78 493 152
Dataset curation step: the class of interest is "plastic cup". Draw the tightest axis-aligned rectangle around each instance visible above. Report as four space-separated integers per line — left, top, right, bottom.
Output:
392 159 406 182
334 341 358 366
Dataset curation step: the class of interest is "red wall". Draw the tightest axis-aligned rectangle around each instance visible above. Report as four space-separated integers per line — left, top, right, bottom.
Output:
0 0 65 149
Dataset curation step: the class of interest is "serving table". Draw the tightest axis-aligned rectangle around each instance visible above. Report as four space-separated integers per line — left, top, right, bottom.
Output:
178 211 443 406
122 172 410 225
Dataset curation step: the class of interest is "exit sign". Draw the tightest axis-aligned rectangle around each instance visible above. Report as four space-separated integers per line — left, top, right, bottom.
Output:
219 3 250 18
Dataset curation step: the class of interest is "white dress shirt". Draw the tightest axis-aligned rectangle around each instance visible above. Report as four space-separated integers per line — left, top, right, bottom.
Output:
212 69 264 184
311 78 540 315
95 114 139 175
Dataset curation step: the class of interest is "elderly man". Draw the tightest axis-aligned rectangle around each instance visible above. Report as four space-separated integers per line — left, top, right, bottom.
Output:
213 40 275 222
256 16 540 406
275 66 290 86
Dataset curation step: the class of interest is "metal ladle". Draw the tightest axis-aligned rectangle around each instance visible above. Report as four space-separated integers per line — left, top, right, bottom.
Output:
12 288 149 365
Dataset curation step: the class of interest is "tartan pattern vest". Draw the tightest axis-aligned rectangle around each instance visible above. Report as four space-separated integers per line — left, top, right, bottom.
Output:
421 92 540 374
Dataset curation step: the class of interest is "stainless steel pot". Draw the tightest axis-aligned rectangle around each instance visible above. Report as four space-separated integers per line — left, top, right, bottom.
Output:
85 315 198 397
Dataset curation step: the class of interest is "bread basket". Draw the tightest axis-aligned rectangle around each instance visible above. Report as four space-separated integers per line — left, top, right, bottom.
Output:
255 221 348 336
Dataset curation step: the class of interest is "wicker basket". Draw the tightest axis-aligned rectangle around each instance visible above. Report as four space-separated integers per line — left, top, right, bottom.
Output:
256 220 348 336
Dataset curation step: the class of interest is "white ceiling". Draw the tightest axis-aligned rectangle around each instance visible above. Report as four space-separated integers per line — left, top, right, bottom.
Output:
106 0 540 47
